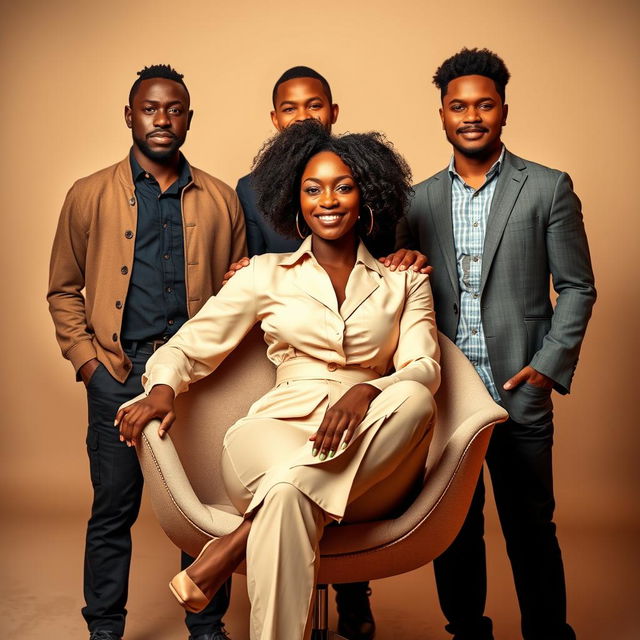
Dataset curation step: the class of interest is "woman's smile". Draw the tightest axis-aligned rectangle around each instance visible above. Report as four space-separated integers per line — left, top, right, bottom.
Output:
300 151 360 241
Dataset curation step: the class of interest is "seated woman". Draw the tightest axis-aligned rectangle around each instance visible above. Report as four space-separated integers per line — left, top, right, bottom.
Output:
116 119 440 640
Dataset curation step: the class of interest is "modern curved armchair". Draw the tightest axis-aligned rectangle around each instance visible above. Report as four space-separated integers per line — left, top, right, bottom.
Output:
126 327 507 633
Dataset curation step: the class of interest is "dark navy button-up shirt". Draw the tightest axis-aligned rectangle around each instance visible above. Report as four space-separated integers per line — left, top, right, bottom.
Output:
121 150 191 341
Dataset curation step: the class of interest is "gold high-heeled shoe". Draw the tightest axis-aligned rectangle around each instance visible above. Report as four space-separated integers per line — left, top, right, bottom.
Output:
169 538 217 613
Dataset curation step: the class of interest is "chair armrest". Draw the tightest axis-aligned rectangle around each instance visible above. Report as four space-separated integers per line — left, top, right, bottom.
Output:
137 421 243 557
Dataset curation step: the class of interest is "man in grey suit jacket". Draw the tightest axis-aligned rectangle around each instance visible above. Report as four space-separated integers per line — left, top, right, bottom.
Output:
396 48 596 640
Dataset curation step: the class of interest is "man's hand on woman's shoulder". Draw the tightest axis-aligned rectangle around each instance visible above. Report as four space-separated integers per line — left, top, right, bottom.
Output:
222 257 251 286
378 249 432 274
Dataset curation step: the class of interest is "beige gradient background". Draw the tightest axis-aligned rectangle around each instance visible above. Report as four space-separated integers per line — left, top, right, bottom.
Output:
1 0 638 638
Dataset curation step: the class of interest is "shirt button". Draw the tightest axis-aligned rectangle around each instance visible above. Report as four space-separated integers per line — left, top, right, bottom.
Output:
168 319 175 326
163 223 168 229
163 253 170 260
166 286 173 293
471 328 478 335
124 230 134 239
473 293 479 299
144 173 150 179
327 362 338 372
128 196 136 206
121 266 128 275
112 333 118 342
473 222 479 227
472 256 480 262
115 300 123 309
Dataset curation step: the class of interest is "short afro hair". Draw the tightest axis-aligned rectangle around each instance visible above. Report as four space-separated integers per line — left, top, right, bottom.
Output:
433 48 510 103
251 119 412 256
129 64 190 106
272 66 333 108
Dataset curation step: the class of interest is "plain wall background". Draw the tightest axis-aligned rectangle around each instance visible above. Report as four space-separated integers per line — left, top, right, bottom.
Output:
1 0 637 542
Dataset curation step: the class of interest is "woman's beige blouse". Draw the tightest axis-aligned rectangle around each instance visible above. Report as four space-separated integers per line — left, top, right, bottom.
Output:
143 237 440 399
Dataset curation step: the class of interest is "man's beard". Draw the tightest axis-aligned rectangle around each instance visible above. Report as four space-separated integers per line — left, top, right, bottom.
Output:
133 133 184 161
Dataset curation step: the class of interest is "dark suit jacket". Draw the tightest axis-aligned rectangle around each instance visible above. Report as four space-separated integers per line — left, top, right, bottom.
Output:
397 149 596 423
236 174 301 256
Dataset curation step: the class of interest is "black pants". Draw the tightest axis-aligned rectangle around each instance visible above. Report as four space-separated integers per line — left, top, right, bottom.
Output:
433 414 576 640
82 346 230 637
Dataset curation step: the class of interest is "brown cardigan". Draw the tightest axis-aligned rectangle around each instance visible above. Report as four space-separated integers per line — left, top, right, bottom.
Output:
47 156 247 382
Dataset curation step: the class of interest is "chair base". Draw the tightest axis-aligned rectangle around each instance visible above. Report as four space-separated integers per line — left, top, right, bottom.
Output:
312 584 347 639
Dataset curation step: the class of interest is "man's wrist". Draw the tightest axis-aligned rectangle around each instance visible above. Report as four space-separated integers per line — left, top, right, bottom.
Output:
79 358 100 384
69 339 99 376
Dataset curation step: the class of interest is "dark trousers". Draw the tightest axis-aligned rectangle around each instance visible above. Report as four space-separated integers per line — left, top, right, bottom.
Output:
82 346 230 637
433 415 576 640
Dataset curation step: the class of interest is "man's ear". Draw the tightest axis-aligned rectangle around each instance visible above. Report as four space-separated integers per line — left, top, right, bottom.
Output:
270 109 281 131
331 103 340 125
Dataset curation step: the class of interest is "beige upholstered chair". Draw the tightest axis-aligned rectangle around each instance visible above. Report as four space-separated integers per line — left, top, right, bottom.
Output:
127 327 507 635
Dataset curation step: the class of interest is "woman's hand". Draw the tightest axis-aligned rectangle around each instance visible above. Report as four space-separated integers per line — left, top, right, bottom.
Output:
310 383 381 459
115 384 176 447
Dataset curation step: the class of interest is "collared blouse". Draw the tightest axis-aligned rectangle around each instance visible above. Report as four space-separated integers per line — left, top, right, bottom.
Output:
143 237 440 400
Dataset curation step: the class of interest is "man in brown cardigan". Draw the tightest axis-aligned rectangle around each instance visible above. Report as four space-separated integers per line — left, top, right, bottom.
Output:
47 65 246 640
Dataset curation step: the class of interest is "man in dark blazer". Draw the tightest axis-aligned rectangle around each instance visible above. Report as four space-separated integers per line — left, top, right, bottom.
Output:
236 66 338 256
396 48 596 640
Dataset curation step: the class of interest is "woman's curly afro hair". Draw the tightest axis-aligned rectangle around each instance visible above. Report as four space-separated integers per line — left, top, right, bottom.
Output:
251 119 412 255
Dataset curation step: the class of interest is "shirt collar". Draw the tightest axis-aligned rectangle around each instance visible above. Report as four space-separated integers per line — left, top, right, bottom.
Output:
129 148 192 192
448 145 506 183
280 236 382 275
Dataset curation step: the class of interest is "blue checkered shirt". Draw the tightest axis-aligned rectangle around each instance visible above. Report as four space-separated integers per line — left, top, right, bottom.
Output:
449 147 505 401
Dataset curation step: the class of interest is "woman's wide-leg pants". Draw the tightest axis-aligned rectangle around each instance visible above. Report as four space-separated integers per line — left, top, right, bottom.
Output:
221 377 436 640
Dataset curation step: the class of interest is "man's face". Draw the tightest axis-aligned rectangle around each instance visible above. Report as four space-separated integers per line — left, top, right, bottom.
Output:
125 78 193 161
439 74 508 157
271 77 338 132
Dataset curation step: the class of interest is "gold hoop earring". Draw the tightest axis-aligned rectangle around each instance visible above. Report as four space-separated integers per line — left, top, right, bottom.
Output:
295 211 307 239
363 204 374 236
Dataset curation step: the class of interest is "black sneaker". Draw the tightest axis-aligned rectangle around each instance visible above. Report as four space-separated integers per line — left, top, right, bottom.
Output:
89 632 121 640
189 624 232 640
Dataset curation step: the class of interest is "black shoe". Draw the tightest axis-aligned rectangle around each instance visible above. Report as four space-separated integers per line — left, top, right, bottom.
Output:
336 587 376 640
189 624 232 640
89 632 121 640
446 616 494 640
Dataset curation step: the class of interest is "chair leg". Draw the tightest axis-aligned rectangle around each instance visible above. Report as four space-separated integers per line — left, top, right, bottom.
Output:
312 584 347 640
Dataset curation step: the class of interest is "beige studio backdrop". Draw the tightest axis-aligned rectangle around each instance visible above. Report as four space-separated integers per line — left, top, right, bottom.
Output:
1 0 639 638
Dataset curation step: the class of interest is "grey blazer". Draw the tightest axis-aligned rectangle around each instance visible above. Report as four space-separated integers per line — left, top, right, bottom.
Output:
397 149 596 423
